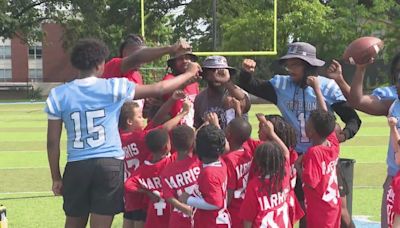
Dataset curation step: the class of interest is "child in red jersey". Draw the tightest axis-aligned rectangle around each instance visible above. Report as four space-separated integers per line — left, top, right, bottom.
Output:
119 93 189 228
161 125 201 228
222 118 253 228
179 124 231 228
125 129 176 228
302 109 341 228
240 114 292 228
387 117 400 228
258 114 304 226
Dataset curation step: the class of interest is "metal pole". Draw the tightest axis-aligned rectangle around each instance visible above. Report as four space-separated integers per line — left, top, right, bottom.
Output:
212 0 217 51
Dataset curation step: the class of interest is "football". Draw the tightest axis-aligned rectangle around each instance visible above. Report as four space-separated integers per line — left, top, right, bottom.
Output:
342 37 384 65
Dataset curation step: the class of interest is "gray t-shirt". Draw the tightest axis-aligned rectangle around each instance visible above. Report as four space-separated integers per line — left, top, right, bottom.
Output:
194 87 248 129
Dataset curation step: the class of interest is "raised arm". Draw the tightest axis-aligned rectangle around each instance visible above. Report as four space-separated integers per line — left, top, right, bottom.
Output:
237 59 277 104
225 81 251 114
307 76 327 111
162 100 191 131
152 90 186 125
134 62 201 99
331 101 361 142
121 39 191 73
349 64 392 116
326 60 351 99
388 117 400 165
256 114 289 160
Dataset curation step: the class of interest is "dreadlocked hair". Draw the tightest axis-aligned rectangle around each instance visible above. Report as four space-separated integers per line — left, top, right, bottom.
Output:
265 114 297 149
254 142 286 196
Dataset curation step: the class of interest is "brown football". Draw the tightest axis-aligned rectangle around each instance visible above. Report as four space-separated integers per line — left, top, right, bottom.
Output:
343 37 384 65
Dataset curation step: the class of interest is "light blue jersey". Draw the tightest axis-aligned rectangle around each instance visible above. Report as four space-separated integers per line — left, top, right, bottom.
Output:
372 85 397 100
45 77 136 162
270 75 346 153
387 99 400 176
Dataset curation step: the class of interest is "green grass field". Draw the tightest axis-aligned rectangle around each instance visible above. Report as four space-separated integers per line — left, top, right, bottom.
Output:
0 103 388 227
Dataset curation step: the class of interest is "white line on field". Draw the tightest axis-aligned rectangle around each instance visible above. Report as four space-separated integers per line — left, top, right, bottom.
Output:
0 191 52 195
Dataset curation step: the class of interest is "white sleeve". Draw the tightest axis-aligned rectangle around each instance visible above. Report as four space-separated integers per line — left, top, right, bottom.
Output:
187 196 219 210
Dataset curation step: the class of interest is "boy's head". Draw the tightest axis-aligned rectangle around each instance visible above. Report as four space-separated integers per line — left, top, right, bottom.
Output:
145 129 171 154
306 109 336 140
195 125 226 161
171 125 195 154
70 38 109 76
225 118 251 146
119 101 145 131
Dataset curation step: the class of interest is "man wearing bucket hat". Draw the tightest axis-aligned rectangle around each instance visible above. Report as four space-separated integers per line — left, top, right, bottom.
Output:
161 50 199 127
194 56 251 129
237 42 361 228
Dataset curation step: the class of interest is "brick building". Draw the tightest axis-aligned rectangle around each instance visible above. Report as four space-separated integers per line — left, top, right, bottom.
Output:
0 23 77 83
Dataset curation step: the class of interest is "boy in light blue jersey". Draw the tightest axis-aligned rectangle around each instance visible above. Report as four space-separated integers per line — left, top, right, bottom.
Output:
45 38 200 228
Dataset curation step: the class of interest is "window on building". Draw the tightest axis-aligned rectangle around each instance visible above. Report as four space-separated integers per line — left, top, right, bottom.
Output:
29 69 43 81
0 46 11 59
0 69 12 81
29 46 42 59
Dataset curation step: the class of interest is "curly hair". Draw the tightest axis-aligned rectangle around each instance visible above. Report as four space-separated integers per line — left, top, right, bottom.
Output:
308 109 336 138
171 125 195 152
254 142 286 195
70 38 109 71
195 125 225 161
265 114 297 149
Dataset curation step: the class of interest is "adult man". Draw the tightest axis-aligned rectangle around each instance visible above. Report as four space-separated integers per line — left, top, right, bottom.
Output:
194 56 251 129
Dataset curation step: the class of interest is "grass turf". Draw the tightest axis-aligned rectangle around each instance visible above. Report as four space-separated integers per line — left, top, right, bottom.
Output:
0 103 389 227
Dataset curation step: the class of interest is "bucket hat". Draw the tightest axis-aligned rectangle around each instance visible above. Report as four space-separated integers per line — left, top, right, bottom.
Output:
202 56 237 75
279 42 325 67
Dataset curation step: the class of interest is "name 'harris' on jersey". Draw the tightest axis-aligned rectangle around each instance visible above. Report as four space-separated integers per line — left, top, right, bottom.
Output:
45 77 135 162
269 75 346 153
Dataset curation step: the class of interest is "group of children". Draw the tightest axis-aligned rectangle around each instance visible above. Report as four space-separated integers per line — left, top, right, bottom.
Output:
120 74 342 228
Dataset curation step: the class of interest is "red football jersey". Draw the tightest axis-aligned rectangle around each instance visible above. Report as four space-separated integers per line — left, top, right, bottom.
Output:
240 159 292 228
125 155 176 228
222 148 253 228
120 126 161 212
302 132 341 228
102 58 143 85
387 172 400 228
162 73 199 127
193 159 231 228
161 155 201 228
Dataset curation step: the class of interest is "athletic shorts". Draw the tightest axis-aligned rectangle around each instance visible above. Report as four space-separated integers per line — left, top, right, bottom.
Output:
62 158 124 217
337 162 350 197
123 209 147 221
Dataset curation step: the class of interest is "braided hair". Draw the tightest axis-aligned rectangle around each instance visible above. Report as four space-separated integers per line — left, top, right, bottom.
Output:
254 142 286 195
265 114 297 149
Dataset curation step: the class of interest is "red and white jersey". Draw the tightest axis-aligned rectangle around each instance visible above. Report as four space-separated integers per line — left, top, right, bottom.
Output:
387 172 400 228
162 73 199 127
103 58 143 85
193 159 231 228
161 155 202 228
302 132 341 228
222 148 253 228
125 155 176 228
240 159 292 228
120 126 160 212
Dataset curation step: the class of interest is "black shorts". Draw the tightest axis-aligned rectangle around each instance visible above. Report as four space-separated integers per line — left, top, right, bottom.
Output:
337 162 350 197
62 158 124 217
123 209 147 221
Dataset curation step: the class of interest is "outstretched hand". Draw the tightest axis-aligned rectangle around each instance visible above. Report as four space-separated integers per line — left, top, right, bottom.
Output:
326 60 343 81
256 113 275 138
170 39 192 54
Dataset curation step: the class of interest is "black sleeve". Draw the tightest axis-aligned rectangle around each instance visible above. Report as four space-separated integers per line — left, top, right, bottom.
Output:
331 101 362 141
237 70 277 105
